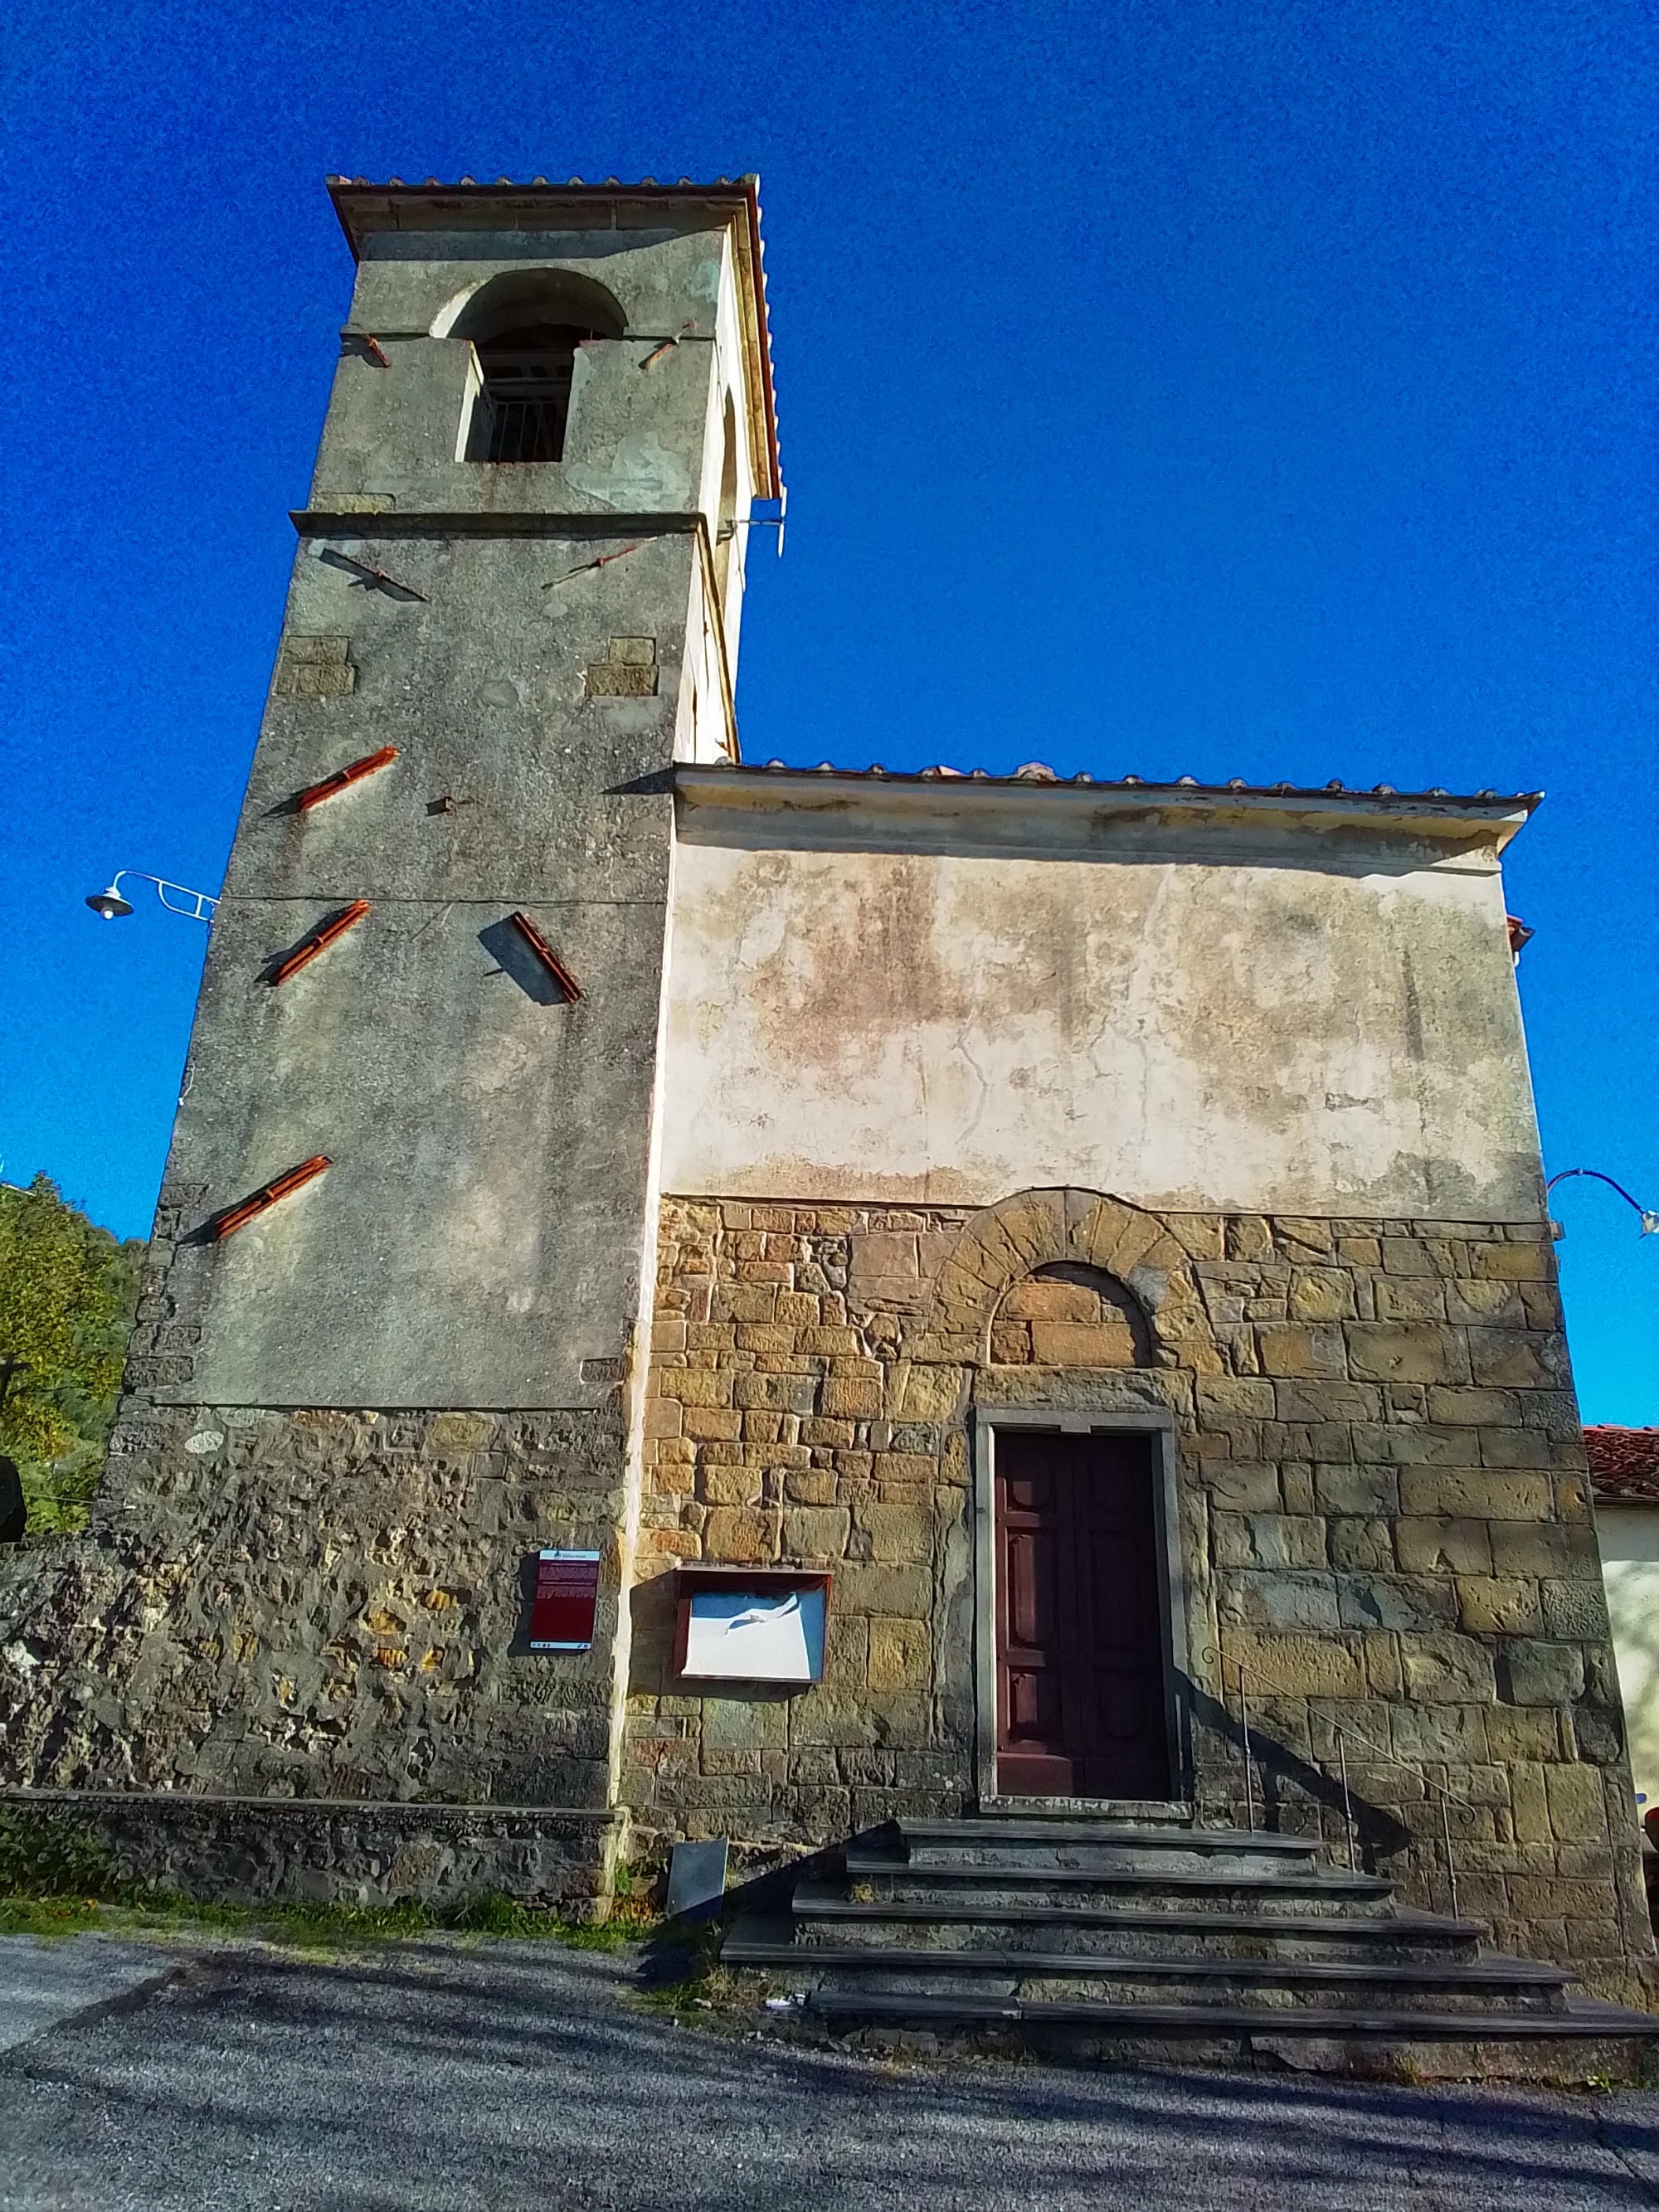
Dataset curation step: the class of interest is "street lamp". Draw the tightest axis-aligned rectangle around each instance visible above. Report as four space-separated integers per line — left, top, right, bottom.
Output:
1546 1169 1659 1242
85 870 218 923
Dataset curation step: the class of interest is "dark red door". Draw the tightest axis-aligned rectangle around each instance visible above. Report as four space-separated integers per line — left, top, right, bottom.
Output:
995 1429 1171 1798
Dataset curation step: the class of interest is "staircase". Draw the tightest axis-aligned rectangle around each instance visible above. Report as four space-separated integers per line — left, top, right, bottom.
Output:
722 1809 1659 2078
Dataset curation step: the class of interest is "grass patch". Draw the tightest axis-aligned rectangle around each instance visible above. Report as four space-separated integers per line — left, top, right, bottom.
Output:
555 1919 639 1951
450 1893 641 1947
635 1959 749 2029
0 1888 440 1950
0 1878 656 1953
167 1895 442 1949
633 1919 729 2022
0 1894 107 1937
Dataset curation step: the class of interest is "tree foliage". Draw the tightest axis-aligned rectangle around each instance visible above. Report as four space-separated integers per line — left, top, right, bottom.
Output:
0 1175 143 1531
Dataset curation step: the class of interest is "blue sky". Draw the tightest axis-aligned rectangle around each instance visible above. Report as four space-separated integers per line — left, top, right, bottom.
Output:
2 0 1654 1417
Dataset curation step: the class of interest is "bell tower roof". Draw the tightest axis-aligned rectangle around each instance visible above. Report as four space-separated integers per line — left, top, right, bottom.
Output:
325 173 783 498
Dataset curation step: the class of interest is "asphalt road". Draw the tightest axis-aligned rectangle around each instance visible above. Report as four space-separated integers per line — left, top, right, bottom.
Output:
4 1933 1659 2210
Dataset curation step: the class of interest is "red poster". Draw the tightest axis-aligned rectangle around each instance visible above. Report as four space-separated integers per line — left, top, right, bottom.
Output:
530 1549 601 1650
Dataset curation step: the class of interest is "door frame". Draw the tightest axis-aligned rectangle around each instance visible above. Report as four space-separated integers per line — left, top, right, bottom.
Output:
972 1406 1191 1812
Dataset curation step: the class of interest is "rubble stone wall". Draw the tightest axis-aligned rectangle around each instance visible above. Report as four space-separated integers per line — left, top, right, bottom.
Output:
0 1790 620 1912
0 1218 631 1818
625 1186 1655 2002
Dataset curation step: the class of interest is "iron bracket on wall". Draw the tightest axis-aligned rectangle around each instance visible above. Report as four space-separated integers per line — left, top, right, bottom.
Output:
542 541 649 591
318 547 429 601
640 322 696 370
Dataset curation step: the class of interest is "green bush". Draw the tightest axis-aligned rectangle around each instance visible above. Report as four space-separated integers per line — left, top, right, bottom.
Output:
0 1175 144 1534
0 1808 121 1898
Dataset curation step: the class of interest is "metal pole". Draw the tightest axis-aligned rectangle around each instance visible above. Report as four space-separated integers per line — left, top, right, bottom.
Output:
1440 1790 1459 1921
1238 1666 1255 1833
1338 1730 1355 1871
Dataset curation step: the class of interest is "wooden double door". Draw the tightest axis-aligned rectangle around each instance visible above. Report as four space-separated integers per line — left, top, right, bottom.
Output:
994 1429 1173 1800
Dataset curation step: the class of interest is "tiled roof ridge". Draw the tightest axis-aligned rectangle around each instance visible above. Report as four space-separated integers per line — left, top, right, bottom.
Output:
326 175 757 191
722 760 1541 810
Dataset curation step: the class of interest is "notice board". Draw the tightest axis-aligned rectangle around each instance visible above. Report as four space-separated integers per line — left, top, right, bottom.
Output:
529 1549 601 1650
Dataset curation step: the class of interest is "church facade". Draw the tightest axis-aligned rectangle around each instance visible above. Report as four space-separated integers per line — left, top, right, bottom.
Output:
2 178 1652 2004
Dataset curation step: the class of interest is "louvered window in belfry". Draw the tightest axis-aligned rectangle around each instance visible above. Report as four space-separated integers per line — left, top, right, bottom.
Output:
472 323 593 463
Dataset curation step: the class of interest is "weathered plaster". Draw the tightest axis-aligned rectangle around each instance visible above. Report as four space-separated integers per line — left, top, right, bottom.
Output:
661 780 1544 1223
151 226 760 1409
312 226 755 534
164 526 693 1409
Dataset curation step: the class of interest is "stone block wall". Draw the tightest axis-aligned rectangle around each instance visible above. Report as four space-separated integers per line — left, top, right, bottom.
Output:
624 1187 1655 2001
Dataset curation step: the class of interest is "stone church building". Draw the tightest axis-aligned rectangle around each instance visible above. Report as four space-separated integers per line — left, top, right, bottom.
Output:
4 177 1654 2050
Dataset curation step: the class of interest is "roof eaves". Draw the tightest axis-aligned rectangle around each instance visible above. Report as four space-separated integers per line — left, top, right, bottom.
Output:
688 761 1541 815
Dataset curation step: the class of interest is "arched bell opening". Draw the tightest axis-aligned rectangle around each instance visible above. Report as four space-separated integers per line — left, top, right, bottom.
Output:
449 270 626 464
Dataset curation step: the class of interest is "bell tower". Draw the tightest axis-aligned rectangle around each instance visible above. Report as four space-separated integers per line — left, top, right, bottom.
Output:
170 177 777 1412
33 181 781 1855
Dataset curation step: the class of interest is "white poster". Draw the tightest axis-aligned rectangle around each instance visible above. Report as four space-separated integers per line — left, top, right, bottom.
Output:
683 1586 826 1682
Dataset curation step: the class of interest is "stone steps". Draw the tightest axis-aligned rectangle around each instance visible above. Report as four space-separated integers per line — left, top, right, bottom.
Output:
846 1850 1398 1912
804 1987 1659 2050
790 1884 1486 1962
720 1811 1659 2077
898 1815 1320 1850
724 1930 1572 2013
892 1816 1326 1879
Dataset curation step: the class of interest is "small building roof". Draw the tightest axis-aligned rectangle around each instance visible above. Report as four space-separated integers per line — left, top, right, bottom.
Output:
675 760 1540 854
1586 1427 1659 1503
324 174 783 500
700 761 1540 810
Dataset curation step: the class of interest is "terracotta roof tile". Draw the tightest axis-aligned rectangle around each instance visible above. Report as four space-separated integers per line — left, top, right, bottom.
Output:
1586 1427 1659 1502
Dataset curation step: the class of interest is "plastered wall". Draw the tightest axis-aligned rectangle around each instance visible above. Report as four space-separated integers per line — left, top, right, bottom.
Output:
1595 1504 1659 1815
312 224 744 530
158 528 694 1410
660 785 1545 1223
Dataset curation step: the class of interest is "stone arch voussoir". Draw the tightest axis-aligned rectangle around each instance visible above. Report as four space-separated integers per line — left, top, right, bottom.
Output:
908 1187 1219 1372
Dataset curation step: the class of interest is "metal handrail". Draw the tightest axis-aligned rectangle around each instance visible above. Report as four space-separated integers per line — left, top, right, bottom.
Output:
1231 1666 1464 1920
1328 1710 1462 1922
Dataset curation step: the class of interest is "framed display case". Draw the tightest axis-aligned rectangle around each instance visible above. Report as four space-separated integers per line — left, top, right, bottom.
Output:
672 1567 832 1685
